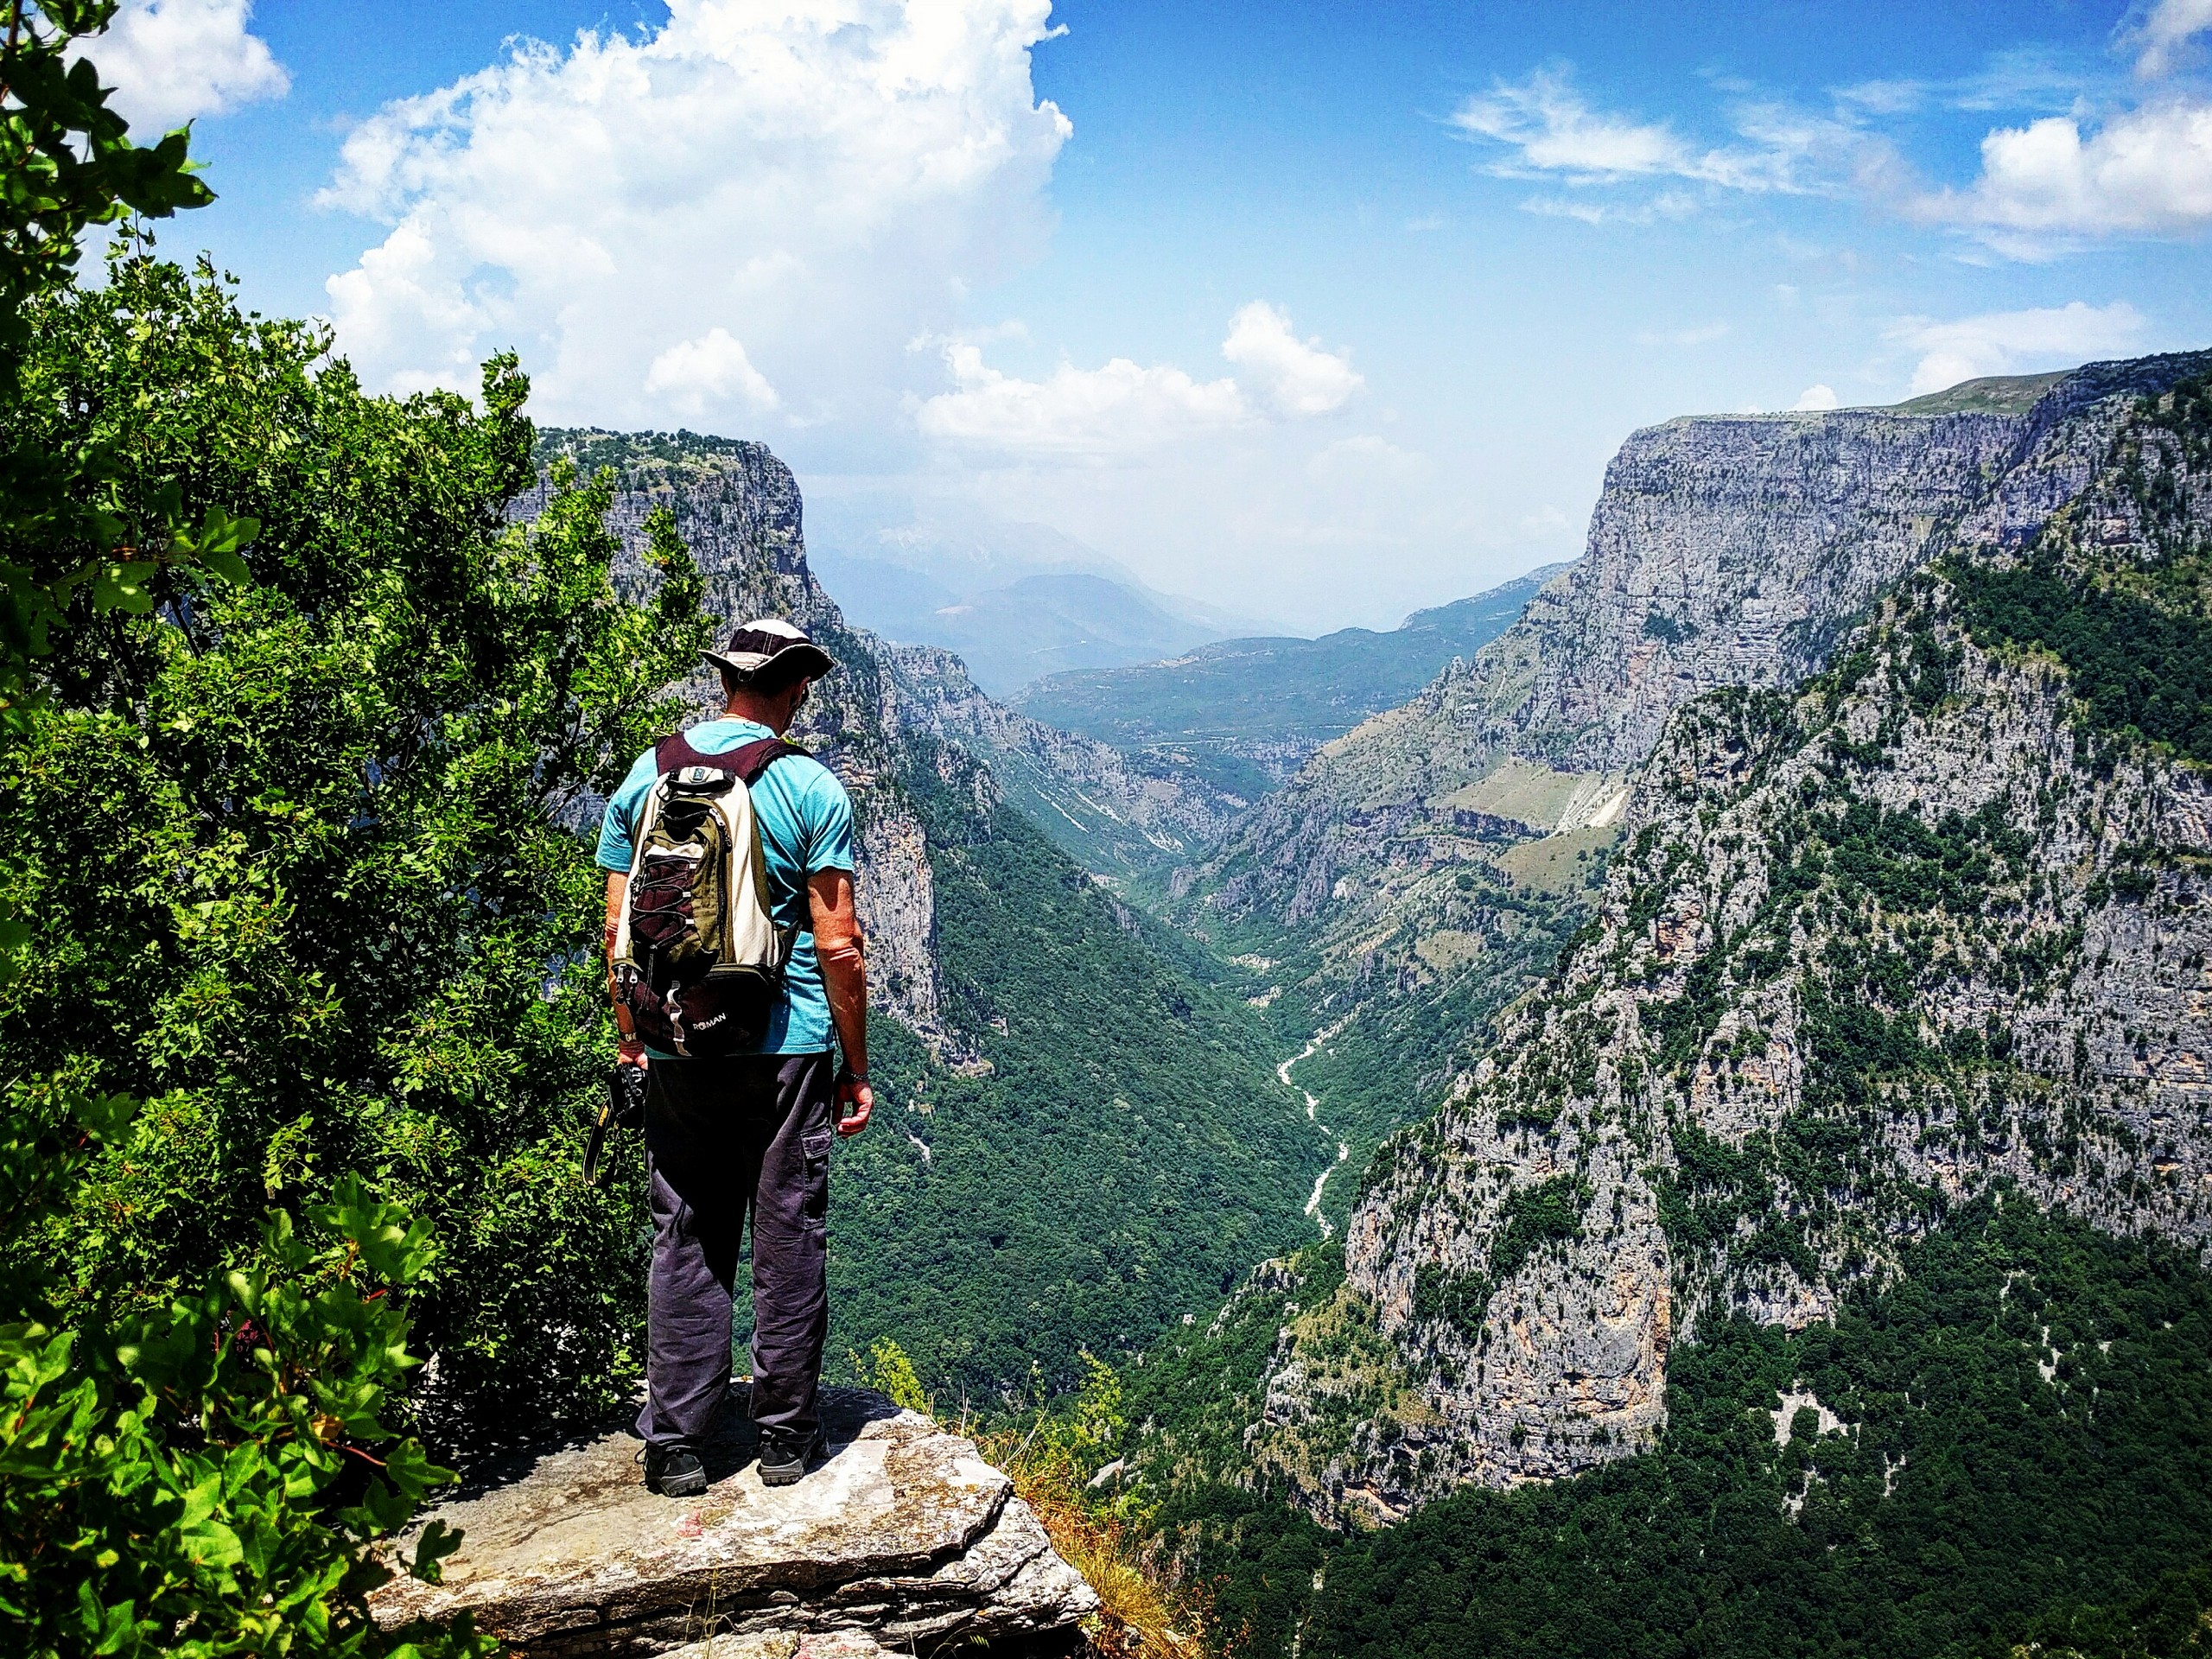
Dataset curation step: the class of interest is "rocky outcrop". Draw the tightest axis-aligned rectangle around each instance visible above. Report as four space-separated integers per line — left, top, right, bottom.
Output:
1243 360 2212 1526
370 1387 1096 1656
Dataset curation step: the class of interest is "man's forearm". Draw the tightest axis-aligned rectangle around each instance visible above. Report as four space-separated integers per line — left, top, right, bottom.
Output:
604 874 639 1045
818 944 868 1075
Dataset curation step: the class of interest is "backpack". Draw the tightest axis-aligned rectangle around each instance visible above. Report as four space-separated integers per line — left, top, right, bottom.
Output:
612 733 804 1058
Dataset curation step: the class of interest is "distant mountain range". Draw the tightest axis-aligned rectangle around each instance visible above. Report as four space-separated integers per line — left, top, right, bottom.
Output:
811 555 1228 696
1011 568 1567 799
806 499 1276 696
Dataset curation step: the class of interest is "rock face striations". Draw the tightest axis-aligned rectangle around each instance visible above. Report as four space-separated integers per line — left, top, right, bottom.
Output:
1236 359 2212 1527
370 1388 1096 1656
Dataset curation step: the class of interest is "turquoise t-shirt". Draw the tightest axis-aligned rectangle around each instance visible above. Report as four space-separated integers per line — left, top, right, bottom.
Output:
596 718 855 1056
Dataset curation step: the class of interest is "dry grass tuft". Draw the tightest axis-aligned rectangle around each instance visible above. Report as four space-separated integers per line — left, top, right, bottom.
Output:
980 1426 1209 1659
857 1338 1210 1656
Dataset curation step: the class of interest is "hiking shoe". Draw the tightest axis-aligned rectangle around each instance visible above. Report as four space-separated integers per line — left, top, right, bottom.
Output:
642 1443 708 1497
757 1427 823 1488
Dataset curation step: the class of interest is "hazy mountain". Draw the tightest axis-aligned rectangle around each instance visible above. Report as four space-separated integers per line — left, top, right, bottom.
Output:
804 496 1281 696
817 556 1229 696
1013 565 1566 798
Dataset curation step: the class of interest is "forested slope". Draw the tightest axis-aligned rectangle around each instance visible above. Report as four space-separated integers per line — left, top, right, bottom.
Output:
1143 1204 2212 1659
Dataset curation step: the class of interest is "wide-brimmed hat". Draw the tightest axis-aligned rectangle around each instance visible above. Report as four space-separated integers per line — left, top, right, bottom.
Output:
702 618 836 684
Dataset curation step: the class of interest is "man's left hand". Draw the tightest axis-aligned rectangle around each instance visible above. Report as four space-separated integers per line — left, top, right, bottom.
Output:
836 1068 874 1137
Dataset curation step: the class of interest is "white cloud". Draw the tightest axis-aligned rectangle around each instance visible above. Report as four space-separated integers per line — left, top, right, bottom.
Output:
1522 189 1698 226
319 0 1070 427
1792 384 1840 410
1221 302 1362 416
913 301 1358 458
645 328 779 414
1913 100 2212 247
1891 301 2147 396
80 0 288 131
2130 0 2212 78
1449 67 1834 195
914 343 1247 458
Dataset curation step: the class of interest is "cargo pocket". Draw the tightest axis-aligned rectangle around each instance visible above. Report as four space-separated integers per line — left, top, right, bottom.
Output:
800 1127 832 1231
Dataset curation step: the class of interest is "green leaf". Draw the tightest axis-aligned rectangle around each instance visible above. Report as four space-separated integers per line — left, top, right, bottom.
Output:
90 561 157 613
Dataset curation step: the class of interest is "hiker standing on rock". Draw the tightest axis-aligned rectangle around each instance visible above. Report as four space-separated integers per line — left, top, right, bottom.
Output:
597 619 874 1497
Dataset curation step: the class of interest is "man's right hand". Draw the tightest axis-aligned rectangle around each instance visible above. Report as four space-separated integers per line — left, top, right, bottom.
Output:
835 1068 873 1137
618 1036 650 1070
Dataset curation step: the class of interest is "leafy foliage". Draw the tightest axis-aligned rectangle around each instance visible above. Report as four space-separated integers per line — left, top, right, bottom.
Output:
0 0 224 735
4 1095 490 1656
1 255 707 1452
0 12 558 1652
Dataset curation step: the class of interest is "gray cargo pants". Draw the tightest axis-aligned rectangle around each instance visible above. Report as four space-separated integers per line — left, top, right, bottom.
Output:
636 1051 834 1449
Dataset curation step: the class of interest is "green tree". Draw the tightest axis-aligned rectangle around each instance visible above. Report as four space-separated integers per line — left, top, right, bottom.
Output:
3 250 708 1445
0 9 709 1649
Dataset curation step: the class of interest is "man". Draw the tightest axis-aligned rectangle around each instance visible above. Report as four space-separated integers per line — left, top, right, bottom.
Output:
596 618 874 1497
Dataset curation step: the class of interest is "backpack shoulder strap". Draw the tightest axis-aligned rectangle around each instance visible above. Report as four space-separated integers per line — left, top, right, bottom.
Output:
652 732 807 782
654 731 721 776
727 737 808 785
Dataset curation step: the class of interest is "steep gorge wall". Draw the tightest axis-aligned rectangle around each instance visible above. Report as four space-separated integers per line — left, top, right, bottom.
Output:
1243 365 2212 1528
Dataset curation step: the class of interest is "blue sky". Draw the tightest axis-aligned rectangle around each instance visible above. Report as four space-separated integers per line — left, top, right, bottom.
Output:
105 0 2212 632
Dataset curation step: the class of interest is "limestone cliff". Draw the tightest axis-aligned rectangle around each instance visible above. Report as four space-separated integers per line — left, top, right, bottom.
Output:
1195 353 2212 937
1241 364 2212 1527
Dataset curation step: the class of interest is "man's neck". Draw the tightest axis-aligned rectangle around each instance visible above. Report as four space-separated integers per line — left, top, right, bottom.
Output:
721 693 791 735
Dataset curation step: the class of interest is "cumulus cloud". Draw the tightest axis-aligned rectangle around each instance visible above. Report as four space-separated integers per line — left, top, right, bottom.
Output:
1792 384 1840 410
2130 0 2212 78
81 0 288 131
914 343 1247 458
1912 101 2212 247
1891 301 2146 396
914 302 1358 458
1449 67 1838 196
645 327 779 414
1221 302 1362 416
318 0 1069 426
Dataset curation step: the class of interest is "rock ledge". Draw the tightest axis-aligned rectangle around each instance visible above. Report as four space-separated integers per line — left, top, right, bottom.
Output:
370 1387 1096 1657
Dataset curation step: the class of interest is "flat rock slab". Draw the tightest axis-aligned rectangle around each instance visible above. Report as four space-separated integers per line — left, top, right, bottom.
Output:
371 1387 1096 1657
